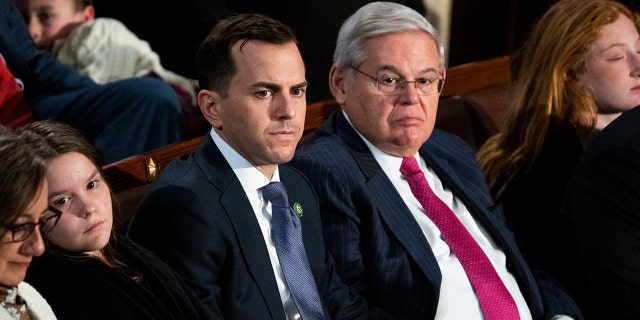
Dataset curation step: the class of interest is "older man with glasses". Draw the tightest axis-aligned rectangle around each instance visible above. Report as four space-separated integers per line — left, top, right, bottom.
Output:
291 2 583 319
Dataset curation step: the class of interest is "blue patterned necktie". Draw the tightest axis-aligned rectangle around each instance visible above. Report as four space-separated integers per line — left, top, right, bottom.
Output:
260 181 326 320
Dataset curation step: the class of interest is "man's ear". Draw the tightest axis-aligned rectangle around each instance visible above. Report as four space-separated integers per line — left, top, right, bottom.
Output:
329 65 348 105
198 89 222 129
82 5 95 21
439 69 447 95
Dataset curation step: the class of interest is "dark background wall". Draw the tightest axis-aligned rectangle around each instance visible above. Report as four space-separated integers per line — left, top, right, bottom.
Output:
95 0 425 103
95 0 636 103
447 0 558 67
448 0 639 66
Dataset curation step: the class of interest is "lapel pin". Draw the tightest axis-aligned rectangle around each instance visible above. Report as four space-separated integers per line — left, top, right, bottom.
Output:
293 202 303 217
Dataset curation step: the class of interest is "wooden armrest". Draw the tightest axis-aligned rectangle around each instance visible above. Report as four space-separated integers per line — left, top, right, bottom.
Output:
103 136 203 193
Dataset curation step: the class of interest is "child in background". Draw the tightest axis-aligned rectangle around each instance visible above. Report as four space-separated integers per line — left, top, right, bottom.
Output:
16 0 197 104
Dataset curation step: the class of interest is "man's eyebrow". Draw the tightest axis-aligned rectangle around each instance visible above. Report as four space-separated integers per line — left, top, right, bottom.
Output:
252 82 281 92
378 65 399 73
378 65 439 75
252 81 309 91
292 81 309 89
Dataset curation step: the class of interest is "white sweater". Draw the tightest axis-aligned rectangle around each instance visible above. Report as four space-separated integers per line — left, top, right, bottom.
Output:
0 282 56 320
53 18 196 103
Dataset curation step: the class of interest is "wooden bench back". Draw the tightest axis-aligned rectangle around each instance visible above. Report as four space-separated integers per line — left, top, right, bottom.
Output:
104 55 512 228
441 55 510 98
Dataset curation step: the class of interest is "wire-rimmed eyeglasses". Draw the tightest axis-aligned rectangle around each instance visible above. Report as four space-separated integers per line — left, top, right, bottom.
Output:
351 67 444 95
4 206 63 242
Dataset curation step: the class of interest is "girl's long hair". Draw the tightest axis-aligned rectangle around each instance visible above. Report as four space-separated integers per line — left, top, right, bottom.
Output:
477 0 639 198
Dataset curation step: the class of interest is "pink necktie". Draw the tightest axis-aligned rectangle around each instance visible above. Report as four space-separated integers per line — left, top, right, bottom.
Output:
400 156 520 320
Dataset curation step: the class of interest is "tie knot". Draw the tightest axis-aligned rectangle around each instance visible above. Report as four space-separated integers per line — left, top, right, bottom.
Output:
260 181 289 208
400 156 422 177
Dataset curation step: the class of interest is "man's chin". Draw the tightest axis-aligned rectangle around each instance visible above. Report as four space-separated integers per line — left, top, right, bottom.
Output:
270 148 296 164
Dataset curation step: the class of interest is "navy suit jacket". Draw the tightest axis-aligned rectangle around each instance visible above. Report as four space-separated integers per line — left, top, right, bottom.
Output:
291 111 582 319
563 105 640 319
128 134 369 319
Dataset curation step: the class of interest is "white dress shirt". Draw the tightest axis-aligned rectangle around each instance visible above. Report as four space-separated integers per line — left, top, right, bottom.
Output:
343 111 532 319
211 130 301 320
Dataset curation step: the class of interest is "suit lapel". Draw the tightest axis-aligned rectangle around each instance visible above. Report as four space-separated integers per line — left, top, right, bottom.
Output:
334 113 442 290
194 137 285 318
332 114 540 311
420 133 540 299
419 139 519 256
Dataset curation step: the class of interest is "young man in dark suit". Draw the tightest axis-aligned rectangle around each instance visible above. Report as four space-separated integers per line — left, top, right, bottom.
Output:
128 13 368 320
291 2 582 319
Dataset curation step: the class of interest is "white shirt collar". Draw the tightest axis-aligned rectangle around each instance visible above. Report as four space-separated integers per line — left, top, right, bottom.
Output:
209 130 280 191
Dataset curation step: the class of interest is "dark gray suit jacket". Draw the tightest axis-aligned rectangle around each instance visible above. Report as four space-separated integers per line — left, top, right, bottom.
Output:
128 134 368 319
291 111 582 319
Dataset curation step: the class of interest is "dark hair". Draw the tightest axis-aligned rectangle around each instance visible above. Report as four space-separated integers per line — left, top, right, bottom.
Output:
16 121 140 280
0 126 48 230
196 13 299 97
18 120 102 170
16 120 114 211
